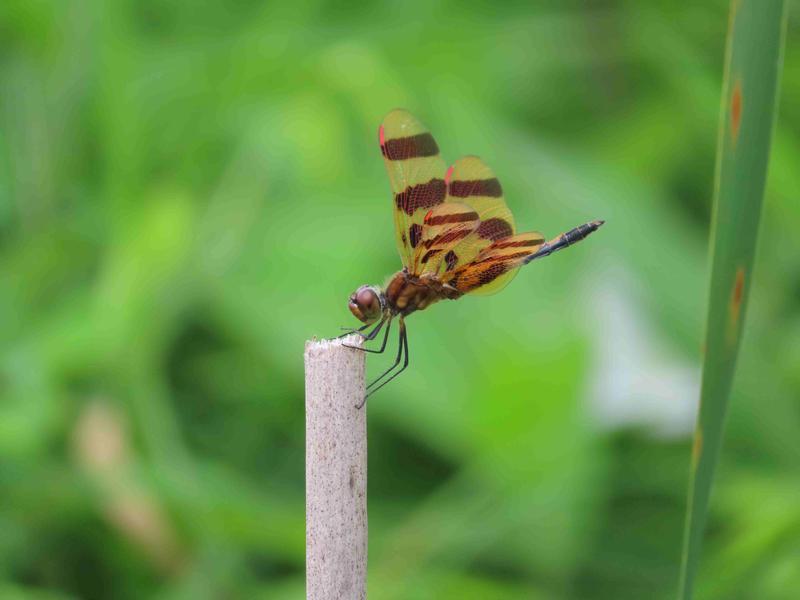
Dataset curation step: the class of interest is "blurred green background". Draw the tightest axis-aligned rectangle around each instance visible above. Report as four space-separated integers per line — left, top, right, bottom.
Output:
2 1 799 598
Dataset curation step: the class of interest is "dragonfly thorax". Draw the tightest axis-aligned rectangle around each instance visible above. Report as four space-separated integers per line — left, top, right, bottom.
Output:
384 270 458 317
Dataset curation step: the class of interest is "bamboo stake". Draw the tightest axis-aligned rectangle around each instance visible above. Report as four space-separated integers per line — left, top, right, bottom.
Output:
305 336 367 600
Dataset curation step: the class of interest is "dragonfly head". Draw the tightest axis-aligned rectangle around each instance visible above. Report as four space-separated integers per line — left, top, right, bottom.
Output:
349 285 384 324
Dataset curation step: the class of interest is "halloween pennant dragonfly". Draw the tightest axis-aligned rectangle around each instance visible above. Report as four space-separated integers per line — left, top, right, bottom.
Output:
343 109 603 407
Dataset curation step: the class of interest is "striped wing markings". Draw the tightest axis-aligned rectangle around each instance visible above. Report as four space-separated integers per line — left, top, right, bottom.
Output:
444 231 545 296
439 156 516 276
413 202 480 275
379 109 448 269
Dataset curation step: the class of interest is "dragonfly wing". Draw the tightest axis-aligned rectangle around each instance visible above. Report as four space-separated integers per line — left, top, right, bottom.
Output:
444 231 545 296
439 156 517 274
413 202 480 275
379 110 448 269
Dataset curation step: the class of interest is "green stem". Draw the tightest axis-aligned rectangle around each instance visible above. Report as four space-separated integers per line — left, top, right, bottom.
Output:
677 2 788 598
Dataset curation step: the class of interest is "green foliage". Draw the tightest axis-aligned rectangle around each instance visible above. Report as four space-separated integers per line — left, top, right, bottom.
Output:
678 2 789 598
0 1 798 599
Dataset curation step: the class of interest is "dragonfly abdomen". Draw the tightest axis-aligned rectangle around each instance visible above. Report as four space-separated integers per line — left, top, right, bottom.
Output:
524 220 604 264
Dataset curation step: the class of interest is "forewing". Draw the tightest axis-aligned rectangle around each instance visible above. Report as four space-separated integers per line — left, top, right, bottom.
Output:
440 156 516 272
413 202 480 275
444 231 545 296
379 110 448 269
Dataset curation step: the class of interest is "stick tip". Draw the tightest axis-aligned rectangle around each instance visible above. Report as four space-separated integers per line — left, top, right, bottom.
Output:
305 335 364 358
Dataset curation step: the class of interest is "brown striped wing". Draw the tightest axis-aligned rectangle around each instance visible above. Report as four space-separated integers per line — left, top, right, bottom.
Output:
413 202 480 275
444 231 545 296
379 109 448 269
440 156 516 273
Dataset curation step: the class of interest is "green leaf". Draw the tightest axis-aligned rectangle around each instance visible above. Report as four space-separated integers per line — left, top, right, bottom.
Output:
677 2 789 598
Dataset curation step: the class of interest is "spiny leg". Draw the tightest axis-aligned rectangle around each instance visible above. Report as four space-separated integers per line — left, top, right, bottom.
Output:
365 321 404 391
359 317 386 343
338 316 386 343
344 317 392 355
364 321 409 401
336 323 371 339
356 319 408 409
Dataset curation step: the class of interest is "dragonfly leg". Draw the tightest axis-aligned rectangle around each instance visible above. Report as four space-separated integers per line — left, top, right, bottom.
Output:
336 323 371 339
356 319 408 408
343 317 392 354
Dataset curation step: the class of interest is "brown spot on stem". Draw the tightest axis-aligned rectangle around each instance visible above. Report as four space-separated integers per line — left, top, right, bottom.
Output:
730 79 742 146
728 267 745 343
731 268 744 321
692 429 703 467
733 269 744 304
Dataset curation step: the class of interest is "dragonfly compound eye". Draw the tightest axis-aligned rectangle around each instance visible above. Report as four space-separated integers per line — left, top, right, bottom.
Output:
349 285 382 324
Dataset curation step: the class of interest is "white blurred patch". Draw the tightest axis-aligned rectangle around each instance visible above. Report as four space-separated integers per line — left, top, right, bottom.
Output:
586 267 700 438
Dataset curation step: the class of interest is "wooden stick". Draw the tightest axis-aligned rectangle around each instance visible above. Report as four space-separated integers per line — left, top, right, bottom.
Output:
305 336 367 600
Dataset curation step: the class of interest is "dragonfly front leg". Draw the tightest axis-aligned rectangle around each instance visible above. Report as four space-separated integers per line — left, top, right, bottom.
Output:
343 318 392 355
336 323 371 339
356 319 408 408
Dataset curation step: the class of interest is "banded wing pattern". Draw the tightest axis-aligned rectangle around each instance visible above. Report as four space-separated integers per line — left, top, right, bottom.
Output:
446 156 516 256
445 231 545 295
419 155 542 295
379 110 448 269
414 202 480 275
430 156 520 290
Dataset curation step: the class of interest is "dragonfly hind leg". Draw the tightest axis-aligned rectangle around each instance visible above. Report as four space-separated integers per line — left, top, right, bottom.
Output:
336 322 371 339
343 317 392 355
356 319 408 409
338 312 391 340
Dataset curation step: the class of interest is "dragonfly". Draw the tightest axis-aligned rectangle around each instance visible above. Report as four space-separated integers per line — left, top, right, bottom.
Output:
343 109 604 407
